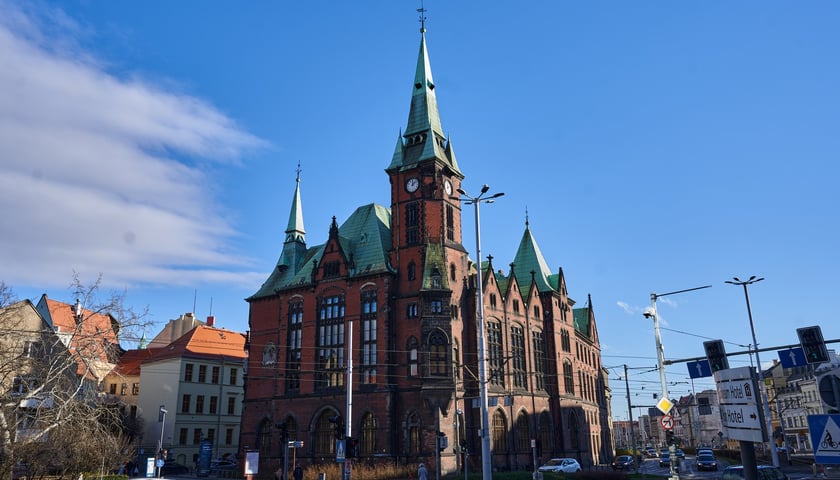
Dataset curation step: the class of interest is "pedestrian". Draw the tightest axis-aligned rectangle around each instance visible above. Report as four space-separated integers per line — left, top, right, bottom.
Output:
293 465 303 480
418 463 428 480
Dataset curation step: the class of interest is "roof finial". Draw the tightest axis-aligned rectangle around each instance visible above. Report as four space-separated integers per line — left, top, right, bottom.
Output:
417 1 427 33
295 160 302 183
525 206 530 228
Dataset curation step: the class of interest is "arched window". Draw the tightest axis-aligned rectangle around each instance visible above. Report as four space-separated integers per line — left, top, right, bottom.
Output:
428 330 448 376
492 409 508 453
452 339 460 380
407 412 421 455
487 321 504 387
361 412 376 455
510 325 527 389
408 262 416 281
431 268 442 289
563 361 574 395
315 410 338 455
450 263 456 281
257 419 272 456
489 294 497 309
539 412 552 455
516 412 530 452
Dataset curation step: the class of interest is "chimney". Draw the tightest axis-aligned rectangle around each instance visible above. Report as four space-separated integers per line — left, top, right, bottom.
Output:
73 299 82 321
206 315 215 327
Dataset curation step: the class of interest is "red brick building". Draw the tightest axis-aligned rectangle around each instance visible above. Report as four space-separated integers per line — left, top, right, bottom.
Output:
240 25 612 477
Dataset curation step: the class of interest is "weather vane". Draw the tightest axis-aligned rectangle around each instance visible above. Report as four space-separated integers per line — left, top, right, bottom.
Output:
417 1 427 33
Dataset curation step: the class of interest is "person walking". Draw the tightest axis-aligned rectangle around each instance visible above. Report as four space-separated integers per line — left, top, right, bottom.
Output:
418 463 428 480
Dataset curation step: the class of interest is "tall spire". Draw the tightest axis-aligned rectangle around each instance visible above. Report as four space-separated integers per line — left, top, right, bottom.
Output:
281 162 307 271
385 9 461 176
285 162 305 244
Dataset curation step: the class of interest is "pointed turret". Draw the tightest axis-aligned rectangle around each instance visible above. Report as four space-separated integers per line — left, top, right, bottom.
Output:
512 215 553 295
281 167 307 270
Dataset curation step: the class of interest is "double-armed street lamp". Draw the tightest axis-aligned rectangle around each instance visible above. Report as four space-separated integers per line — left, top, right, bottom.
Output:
456 184 503 480
725 276 779 468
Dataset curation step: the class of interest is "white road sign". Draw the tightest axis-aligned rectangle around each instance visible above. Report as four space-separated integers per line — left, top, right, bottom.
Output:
714 366 764 443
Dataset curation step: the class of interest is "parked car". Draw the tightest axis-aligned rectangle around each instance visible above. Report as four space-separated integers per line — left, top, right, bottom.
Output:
674 448 685 458
644 447 658 458
538 458 582 473
659 452 670 467
612 455 635 470
696 453 717 471
818 464 840 479
721 465 789 480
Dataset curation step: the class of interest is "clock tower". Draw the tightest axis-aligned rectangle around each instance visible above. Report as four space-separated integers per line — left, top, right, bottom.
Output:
385 24 468 417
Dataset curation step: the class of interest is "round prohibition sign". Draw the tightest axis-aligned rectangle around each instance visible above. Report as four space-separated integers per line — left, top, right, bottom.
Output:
660 414 674 431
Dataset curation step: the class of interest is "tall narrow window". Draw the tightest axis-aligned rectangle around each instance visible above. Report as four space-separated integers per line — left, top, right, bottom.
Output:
198 365 207 383
516 412 531 452
446 204 455 241
181 394 191 413
428 331 448 377
492 410 508 453
406 203 420 245
316 295 345 389
361 290 378 384
211 366 220 384
407 262 416 281
287 301 303 390
563 361 574 395
184 364 194 382
315 411 338 455
361 412 376 455
511 326 527 389
209 396 218 414
408 413 421 455
195 395 205 414
539 412 552 456
532 331 546 391
408 337 419 377
487 321 505 387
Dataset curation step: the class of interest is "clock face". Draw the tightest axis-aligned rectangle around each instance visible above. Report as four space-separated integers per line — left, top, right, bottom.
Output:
406 177 420 192
444 180 453 195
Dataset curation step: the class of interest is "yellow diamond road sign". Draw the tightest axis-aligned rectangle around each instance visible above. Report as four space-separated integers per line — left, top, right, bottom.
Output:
657 397 674 415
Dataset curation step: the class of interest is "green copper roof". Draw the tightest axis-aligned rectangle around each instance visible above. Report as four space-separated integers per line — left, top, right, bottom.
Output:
573 305 593 339
285 174 305 243
512 222 554 295
387 31 462 176
249 204 393 300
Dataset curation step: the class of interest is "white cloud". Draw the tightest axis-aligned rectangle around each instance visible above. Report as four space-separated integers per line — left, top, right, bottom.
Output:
0 2 266 290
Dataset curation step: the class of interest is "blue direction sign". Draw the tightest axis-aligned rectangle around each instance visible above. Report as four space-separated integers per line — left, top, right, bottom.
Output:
687 359 713 379
778 347 807 368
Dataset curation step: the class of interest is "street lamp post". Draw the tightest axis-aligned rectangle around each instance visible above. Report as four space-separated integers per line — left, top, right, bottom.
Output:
457 184 503 480
726 276 779 468
643 284 710 480
158 406 167 478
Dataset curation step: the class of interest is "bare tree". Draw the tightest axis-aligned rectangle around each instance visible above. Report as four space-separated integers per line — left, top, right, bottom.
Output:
0 276 152 478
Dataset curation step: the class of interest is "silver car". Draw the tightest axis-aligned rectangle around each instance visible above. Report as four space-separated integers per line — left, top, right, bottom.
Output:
538 458 582 473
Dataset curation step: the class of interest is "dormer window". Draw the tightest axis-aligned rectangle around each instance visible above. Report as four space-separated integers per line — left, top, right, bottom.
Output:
431 268 441 289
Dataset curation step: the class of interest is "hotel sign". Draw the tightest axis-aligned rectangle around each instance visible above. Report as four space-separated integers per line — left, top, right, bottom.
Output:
714 366 764 443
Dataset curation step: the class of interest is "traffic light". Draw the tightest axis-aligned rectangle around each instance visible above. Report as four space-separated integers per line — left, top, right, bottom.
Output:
459 439 468 454
798 326 829 364
703 340 729 372
329 415 345 440
346 437 359 458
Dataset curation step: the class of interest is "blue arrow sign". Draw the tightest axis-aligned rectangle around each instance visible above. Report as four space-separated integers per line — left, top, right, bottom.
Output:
778 347 807 368
687 359 712 379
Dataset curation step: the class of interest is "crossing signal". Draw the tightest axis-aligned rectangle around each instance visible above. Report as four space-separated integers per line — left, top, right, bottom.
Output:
346 437 359 458
703 340 729 372
798 326 829 364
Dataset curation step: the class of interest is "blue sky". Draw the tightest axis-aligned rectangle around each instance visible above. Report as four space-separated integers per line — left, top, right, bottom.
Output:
2 1 838 421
